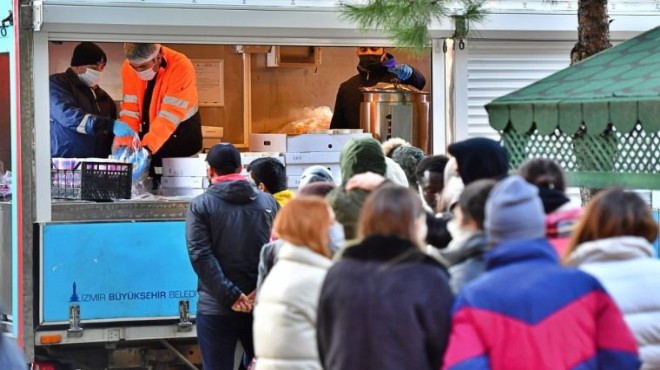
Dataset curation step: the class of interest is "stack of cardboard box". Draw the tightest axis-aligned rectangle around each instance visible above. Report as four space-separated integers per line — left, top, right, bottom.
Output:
249 133 371 189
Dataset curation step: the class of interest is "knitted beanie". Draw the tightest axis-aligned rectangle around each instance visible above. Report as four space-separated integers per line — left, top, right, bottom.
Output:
71 42 107 67
485 175 545 245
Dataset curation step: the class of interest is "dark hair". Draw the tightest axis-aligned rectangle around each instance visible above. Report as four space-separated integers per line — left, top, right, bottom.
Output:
518 158 566 193
298 182 336 198
458 179 496 229
415 155 449 184
358 185 425 246
247 157 287 194
566 188 659 260
206 143 241 175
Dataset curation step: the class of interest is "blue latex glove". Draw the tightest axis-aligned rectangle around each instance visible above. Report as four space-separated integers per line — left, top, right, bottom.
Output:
113 120 134 137
115 146 133 161
132 149 150 182
388 64 413 81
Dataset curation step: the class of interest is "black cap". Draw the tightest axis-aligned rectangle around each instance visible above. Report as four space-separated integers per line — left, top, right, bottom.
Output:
206 143 241 174
71 42 107 67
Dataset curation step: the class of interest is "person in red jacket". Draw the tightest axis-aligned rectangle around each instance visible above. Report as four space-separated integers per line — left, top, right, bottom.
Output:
119 43 202 181
442 176 640 370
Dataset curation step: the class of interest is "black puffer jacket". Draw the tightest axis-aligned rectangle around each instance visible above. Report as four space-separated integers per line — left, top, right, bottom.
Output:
186 179 278 315
317 235 454 370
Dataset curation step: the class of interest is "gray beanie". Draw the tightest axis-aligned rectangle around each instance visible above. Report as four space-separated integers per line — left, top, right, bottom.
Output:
485 175 545 245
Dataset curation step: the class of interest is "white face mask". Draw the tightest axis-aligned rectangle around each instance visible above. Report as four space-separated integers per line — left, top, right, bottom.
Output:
78 68 103 87
137 67 157 81
327 223 345 255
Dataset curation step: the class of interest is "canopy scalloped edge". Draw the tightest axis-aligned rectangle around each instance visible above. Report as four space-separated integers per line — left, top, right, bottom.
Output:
486 97 660 135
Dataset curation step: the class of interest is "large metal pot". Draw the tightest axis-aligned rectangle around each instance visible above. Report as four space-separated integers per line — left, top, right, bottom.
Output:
360 82 430 152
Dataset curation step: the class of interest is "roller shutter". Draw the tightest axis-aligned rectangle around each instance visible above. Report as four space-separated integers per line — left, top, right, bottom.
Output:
466 41 573 140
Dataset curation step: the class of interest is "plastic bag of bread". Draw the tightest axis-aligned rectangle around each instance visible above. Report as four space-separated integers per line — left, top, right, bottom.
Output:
277 106 333 134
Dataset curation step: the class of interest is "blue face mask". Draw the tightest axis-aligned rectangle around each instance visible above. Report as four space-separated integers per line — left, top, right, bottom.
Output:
328 223 345 255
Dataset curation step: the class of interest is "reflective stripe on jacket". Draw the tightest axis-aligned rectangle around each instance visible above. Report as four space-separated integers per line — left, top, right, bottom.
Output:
119 46 199 153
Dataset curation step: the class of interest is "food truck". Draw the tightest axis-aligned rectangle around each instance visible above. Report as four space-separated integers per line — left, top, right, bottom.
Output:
2 0 658 368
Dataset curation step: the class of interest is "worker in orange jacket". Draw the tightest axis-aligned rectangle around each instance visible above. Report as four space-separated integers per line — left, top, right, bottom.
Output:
120 43 202 181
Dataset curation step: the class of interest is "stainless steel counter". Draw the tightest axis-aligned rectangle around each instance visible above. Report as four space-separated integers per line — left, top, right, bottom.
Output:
50 199 190 222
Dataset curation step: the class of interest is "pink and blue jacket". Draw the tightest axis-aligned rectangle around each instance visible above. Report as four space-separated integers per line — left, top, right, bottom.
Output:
442 238 640 370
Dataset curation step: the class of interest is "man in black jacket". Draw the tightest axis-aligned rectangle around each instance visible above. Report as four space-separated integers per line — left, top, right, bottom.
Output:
330 47 426 130
186 143 278 370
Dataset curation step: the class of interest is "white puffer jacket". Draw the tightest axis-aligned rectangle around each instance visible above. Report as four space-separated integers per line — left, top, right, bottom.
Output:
253 243 332 370
567 236 660 370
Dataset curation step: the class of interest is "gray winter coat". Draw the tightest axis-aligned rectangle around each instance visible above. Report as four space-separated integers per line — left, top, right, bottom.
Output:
441 233 488 294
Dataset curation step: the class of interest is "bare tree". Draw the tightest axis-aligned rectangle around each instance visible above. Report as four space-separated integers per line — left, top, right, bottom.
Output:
569 0 612 204
571 0 611 64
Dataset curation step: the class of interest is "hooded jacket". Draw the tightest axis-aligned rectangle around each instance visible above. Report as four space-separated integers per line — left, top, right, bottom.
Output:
448 137 509 186
330 53 426 130
50 68 117 158
186 179 278 315
254 243 332 370
567 236 660 370
326 138 387 240
317 235 454 370
440 231 488 294
443 238 640 370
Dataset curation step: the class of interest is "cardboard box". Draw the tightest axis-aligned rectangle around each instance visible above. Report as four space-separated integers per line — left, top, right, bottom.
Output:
286 133 371 152
160 176 209 189
241 152 285 167
162 157 207 177
202 126 224 150
287 175 302 188
285 152 341 165
286 163 341 176
203 138 223 150
249 134 287 153
202 126 224 138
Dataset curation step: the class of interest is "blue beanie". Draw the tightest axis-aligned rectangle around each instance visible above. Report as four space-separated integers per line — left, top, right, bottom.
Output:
485 175 545 245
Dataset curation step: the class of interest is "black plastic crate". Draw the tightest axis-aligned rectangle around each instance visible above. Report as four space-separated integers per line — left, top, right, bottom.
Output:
51 161 132 201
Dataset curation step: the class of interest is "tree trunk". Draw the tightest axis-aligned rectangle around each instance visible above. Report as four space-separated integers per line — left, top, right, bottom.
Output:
570 0 611 205
570 0 611 65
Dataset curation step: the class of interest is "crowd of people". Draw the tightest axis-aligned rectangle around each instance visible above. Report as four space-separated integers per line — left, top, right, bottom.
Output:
42 40 660 370
185 137 660 370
